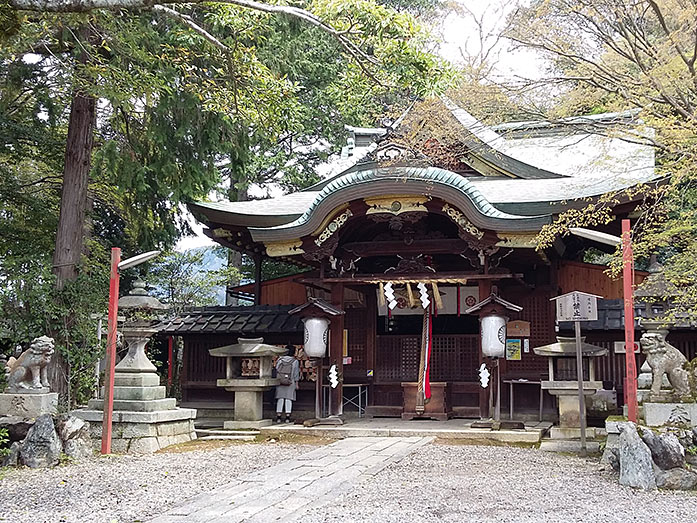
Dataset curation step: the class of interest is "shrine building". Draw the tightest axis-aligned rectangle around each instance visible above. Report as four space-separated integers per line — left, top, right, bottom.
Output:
161 100 694 423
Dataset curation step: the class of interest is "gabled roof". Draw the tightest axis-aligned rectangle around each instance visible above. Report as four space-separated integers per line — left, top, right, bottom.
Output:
464 293 523 314
189 100 659 233
288 298 345 317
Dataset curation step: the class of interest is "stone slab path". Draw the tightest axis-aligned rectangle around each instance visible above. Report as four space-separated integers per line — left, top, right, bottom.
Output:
149 436 433 523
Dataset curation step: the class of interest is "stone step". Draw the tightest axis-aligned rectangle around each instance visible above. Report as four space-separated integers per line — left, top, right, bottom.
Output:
191 408 235 418
198 435 256 441
88 398 177 412
194 418 227 429
196 429 260 436
539 439 601 454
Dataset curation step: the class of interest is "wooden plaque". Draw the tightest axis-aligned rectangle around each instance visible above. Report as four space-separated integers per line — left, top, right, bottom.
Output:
506 320 530 337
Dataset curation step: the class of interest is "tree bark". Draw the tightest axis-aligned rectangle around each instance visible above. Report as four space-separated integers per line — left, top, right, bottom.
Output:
52 90 96 289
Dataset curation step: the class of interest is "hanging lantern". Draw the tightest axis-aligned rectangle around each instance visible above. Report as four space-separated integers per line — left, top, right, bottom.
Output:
303 317 330 358
481 313 507 358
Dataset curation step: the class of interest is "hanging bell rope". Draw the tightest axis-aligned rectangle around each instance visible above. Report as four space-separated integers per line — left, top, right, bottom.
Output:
416 308 429 415
432 282 443 310
406 283 415 308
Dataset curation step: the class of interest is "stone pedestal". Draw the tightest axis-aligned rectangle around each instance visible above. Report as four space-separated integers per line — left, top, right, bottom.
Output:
0 392 58 418
542 380 602 430
218 378 278 429
74 370 196 454
643 402 697 427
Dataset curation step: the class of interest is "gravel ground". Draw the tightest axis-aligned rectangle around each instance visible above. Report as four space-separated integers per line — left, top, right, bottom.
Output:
0 440 314 523
304 443 697 523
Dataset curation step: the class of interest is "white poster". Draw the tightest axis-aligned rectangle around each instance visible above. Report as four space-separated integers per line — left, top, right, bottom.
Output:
377 285 479 316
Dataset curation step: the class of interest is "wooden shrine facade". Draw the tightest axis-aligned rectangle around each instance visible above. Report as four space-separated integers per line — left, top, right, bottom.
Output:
182 102 664 420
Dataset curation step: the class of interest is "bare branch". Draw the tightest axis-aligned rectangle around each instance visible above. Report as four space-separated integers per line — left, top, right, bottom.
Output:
152 4 230 53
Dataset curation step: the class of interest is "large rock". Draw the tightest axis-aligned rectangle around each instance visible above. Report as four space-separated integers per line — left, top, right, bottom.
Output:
0 416 34 442
1 442 20 467
56 414 86 441
64 436 92 460
640 428 685 470
19 414 62 468
655 466 697 490
56 414 92 460
619 423 657 490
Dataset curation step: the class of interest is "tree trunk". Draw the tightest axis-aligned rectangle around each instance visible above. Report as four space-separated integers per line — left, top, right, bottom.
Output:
52 90 96 289
50 35 97 403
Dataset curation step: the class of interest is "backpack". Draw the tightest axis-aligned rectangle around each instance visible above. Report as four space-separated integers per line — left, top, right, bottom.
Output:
277 358 294 386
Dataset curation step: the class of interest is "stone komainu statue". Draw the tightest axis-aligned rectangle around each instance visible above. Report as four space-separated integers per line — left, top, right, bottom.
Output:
639 332 693 399
5 336 55 392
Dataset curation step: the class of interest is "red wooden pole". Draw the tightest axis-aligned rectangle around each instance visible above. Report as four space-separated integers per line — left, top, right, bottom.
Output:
167 335 174 388
622 219 638 422
101 247 121 455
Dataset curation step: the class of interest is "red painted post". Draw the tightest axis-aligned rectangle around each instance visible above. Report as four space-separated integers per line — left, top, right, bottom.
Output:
101 247 121 455
167 335 174 389
622 220 638 422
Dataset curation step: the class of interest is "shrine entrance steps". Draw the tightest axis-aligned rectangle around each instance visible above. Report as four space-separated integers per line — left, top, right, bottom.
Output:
259 418 551 445
148 436 433 523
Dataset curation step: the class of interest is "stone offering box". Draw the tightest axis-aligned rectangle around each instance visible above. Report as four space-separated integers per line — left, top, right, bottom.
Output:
534 337 607 438
210 338 287 429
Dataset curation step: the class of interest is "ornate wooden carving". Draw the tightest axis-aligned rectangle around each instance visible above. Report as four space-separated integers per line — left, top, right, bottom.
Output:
389 255 436 275
302 235 339 262
441 203 484 239
314 209 353 247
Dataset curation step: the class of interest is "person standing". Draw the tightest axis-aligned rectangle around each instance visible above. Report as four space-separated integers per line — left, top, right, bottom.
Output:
275 345 300 423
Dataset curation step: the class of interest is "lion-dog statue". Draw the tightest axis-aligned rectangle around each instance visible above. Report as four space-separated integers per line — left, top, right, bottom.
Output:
639 332 693 400
5 336 55 392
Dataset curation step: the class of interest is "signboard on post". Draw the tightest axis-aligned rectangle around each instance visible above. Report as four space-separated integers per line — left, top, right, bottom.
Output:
553 291 600 322
551 290 602 458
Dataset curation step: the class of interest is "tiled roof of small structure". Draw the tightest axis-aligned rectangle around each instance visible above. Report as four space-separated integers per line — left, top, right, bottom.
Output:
558 299 695 330
159 305 303 335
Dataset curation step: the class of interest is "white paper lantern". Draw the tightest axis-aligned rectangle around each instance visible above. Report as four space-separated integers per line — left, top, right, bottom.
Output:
481 314 507 358
303 317 330 358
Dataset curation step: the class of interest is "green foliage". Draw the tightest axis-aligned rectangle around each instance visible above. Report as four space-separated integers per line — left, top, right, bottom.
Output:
504 0 697 321
0 427 9 457
0 0 455 405
0 248 109 407
148 248 240 313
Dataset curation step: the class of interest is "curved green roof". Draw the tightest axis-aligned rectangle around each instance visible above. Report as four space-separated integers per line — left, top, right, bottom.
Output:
249 166 551 242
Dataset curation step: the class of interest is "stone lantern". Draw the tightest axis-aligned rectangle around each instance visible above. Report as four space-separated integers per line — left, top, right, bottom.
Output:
635 256 677 322
76 279 197 453
210 338 287 429
534 337 607 438
115 278 168 373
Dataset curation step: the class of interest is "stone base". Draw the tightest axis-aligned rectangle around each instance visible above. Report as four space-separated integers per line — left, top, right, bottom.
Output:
0 392 58 417
549 426 601 440
644 402 697 427
74 406 197 454
224 419 273 429
234 390 264 421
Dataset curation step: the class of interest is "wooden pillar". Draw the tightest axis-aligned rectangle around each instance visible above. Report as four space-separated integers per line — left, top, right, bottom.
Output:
478 280 492 418
329 283 345 416
253 254 262 306
365 286 377 406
